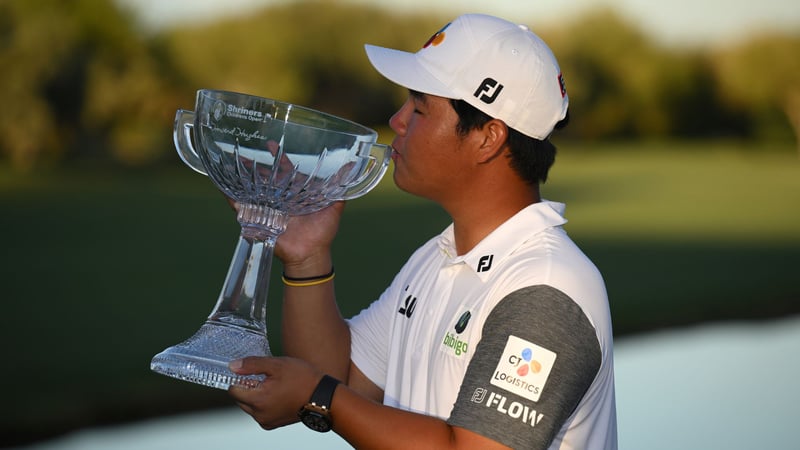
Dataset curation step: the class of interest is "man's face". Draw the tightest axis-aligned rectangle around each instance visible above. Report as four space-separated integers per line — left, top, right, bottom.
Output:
388 92 472 202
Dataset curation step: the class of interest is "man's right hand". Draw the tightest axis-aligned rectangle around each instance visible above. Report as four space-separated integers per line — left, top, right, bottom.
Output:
226 197 345 276
275 201 345 274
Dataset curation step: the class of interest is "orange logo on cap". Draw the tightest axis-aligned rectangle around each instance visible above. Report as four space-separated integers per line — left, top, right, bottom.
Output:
422 22 452 49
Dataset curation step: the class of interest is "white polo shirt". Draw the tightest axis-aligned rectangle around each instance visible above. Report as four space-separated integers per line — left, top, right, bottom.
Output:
349 201 617 449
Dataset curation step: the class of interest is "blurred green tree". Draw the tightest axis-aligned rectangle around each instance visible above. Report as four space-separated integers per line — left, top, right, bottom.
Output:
544 9 662 139
544 8 739 141
0 0 180 170
1 1 798 171
159 1 445 128
711 33 800 152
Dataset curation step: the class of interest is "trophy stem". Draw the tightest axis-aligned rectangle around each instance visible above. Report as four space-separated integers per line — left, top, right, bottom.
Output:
150 204 288 390
210 204 288 329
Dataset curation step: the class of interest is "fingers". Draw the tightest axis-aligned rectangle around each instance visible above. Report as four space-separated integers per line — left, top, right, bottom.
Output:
227 357 276 403
227 356 323 430
229 356 276 376
228 358 275 423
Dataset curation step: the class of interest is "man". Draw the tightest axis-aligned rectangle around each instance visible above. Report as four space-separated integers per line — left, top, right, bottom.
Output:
229 13 617 449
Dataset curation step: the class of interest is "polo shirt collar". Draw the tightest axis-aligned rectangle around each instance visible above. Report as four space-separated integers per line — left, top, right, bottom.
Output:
437 201 568 281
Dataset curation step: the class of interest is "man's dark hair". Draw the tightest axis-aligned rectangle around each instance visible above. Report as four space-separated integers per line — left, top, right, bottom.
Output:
449 98 569 185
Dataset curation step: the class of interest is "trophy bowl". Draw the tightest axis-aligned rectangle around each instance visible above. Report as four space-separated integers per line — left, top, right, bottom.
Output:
150 89 391 390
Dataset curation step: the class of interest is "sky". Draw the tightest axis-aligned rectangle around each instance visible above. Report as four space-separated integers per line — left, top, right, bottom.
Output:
118 0 800 47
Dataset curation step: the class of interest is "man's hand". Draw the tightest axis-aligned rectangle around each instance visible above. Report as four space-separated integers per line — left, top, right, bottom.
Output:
275 201 345 272
225 198 344 273
228 356 323 430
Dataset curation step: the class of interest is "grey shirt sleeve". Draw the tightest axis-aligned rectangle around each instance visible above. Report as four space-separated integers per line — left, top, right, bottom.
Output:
447 285 601 450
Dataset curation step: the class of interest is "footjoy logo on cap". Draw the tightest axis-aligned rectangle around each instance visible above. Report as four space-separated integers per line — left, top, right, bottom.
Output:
474 78 504 105
422 22 452 48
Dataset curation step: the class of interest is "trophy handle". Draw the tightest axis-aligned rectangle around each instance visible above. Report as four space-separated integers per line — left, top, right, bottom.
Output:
333 142 391 201
173 109 207 175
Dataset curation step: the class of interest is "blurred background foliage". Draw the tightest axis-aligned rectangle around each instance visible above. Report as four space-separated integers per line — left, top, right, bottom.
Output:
1 0 799 173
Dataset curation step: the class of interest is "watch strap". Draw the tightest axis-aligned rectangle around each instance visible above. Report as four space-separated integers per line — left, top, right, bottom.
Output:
310 374 340 411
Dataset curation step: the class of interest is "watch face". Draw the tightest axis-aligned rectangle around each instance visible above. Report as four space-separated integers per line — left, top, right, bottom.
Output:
301 410 331 433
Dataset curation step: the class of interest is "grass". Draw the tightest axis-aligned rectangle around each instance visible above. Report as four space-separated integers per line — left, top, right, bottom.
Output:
549 142 800 242
1 141 798 445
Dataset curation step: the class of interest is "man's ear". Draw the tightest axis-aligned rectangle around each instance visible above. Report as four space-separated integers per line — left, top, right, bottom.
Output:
475 119 509 164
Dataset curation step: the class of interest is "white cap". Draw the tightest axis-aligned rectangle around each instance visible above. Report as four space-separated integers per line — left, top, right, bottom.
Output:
365 14 568 140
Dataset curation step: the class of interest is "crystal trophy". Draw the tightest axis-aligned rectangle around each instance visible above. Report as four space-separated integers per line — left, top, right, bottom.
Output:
150 89 391 390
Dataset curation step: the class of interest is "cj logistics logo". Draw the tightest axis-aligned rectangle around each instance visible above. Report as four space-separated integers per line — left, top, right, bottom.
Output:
515 347 542 377
491 335 557 402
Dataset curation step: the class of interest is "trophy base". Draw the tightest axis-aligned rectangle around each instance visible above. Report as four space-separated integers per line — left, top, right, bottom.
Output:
151 321 271 390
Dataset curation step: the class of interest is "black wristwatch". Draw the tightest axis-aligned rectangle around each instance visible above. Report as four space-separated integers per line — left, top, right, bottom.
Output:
298 374 340 432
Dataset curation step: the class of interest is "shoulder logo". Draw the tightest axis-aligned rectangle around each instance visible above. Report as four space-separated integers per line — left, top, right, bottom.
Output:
469 387 545 427
491 335 557 402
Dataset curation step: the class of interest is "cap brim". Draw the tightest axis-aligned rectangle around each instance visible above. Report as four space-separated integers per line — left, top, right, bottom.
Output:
365 44 454 98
